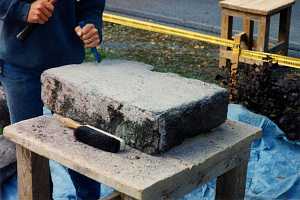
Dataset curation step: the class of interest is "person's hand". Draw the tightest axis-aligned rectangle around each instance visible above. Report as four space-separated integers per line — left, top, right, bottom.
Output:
75 24 101 48
27 0 56 24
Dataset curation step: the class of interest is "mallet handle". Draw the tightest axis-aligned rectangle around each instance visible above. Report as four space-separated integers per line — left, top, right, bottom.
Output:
79 21 102 62
53 114 81 129
17 24 37 41
16 0 37 41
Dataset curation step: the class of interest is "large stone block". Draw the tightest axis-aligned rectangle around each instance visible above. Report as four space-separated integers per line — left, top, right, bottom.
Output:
41 60 228 154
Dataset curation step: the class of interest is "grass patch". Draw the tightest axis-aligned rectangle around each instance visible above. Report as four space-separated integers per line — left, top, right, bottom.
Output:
85 22 227 84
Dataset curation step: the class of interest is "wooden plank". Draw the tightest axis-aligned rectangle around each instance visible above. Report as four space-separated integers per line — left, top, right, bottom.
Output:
257 16 270 52
220 0 295 15
278 7 292 55
4 116 261 200
229 33 246 102
101 191 121 200
143 146 251 199
16 145 51 200
243 18 254 50
222 8 263 21
219 11 233 68
215 149 250 200
121 195 136 200
100 192 136 200
220 49 264 66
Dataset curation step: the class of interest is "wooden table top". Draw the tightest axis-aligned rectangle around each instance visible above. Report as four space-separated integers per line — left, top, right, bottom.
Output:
220 0 295 15
4 116 261 200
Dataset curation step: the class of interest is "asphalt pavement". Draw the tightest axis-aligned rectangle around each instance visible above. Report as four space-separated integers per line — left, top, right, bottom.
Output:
106 0 300 56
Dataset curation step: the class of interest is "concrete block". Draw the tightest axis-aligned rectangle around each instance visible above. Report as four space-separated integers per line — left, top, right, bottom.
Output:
42 60 228 154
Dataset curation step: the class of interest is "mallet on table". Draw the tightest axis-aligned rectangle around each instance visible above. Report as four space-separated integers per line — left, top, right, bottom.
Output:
54 114 125 153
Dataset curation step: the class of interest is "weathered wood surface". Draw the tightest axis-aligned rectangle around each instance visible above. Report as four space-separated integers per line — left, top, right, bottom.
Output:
220 0 295 15
4 116 261 200
101 191 122 200
0 135 16 185
278 7 292 55
16 145 51 200
219 10 233 68
257 16 271 52
101 192 136 200
216 150 250 200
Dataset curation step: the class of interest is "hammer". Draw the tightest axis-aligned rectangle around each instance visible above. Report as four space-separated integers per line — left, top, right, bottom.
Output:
54 114 125 153
16 0 37 41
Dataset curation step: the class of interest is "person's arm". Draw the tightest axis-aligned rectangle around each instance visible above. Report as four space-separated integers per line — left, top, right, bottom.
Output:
75 0 105 48
75 0 106 34
0 0 31 22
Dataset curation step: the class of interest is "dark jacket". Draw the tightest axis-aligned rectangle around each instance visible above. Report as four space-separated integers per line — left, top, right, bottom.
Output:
0 0 105 69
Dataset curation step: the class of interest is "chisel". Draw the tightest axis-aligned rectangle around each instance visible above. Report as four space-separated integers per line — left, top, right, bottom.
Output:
54 114 125 153
79 21 102 62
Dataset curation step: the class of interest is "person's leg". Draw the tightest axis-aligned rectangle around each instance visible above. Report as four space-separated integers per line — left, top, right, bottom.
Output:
0 63 43 123
68 169 101 200
0 62 100 200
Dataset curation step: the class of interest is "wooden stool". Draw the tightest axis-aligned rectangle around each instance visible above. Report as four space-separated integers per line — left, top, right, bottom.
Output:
4 116 261 200
219 0 295 68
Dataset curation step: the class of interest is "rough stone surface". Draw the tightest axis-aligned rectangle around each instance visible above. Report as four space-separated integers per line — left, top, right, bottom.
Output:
0 135 16 185
41 60 228 154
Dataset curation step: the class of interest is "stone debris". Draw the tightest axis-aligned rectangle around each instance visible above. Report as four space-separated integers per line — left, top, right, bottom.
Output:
42 60 228 154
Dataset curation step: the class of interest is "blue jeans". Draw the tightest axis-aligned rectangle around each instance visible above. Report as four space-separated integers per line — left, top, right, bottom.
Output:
0 62 100 200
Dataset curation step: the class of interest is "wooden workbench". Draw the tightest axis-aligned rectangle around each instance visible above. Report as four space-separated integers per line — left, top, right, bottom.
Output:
4 116 261 200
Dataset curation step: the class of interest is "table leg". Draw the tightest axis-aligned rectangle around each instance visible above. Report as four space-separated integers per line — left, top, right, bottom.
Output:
100 192 136 200
16 145 51 200
219 10 233 68
215 149 250 200
278 7 292 55
257 16 270 52
121 195 136 200
243 18 254 50
101 191 122 200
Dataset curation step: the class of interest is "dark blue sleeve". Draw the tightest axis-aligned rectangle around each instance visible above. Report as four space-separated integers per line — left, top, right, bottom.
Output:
0 0 30 22
76 0 106 31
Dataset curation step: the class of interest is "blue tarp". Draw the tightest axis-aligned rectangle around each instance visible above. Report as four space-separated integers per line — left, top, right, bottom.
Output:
2 104 300 200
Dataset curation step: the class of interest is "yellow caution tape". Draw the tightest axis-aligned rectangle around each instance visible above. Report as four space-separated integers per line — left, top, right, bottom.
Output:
103 13 300 69
241 50 300 69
